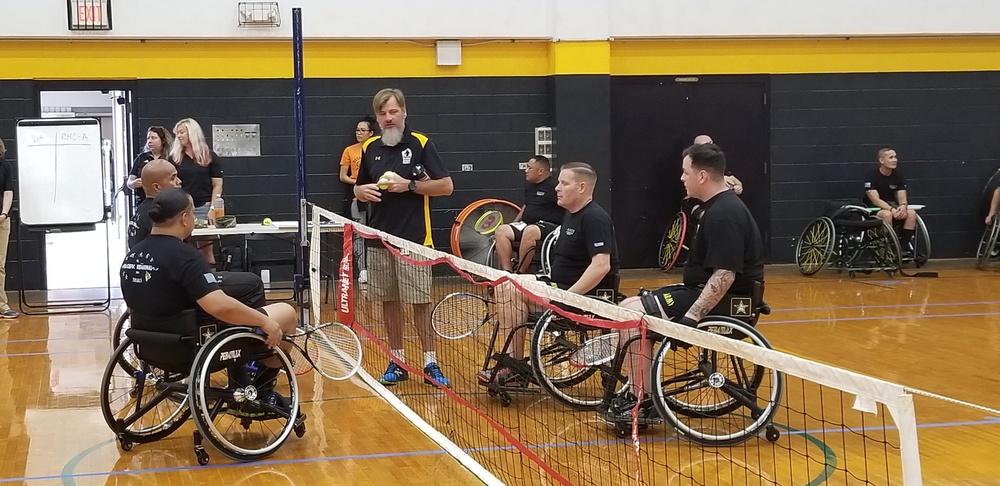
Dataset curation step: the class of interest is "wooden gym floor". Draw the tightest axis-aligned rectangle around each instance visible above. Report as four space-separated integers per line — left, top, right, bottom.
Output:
2 263 1000 485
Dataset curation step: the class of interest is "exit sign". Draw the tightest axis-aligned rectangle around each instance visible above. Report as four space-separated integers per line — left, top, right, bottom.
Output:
67 0 112 31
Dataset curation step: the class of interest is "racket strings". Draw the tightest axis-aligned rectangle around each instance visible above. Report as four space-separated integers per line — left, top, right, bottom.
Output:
569 333 619 368
432 293 492 339
307 324 363 380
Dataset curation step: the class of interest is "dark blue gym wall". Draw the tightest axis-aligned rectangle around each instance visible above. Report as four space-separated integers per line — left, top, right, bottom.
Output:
769 72 1000 262
0 80 44 290
135 77 550 255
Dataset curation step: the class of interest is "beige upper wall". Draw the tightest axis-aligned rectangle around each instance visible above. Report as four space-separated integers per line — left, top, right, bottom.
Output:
6 0 1000 40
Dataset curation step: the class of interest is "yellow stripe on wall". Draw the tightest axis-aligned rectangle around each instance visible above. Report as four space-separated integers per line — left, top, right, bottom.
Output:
5 36 1000 80
549 41 611 75
1 40 550 80
611 37 1000 75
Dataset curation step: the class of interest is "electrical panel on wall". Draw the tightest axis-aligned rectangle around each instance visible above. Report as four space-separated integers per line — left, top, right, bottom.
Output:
534 126 554 160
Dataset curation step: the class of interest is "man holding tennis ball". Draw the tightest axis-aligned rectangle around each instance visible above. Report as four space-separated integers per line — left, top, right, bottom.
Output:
354 88 455 388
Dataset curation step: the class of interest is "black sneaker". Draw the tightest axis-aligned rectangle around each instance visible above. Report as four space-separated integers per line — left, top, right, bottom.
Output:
598 391 661 426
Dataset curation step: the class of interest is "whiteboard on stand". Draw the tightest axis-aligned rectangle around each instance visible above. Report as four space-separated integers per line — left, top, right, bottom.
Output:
16 118 106 226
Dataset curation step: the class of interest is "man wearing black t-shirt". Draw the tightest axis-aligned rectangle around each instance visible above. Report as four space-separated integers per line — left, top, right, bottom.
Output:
355 88 455 388
127 159 181 249
493 155 565 273
602 143 764 426
121 188 297 348
863 147 917 251
479 162 619 384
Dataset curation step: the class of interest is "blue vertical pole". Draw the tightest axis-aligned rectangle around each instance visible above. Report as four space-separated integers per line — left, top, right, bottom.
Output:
292 7 307 322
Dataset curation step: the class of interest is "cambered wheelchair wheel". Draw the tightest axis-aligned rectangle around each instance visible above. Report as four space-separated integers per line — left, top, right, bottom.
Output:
658 212 688 272
450 199 521 265
912 214 931 268
869 221 903 275
539 226 560 276
112 310 140 376
100 337 191 447
529 311 605 410
650 317 782 446
977 218 1000 270
189 327 300 462
795 217 835 275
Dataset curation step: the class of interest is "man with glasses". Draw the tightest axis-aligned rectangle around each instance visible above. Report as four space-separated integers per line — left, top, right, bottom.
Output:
493 155 565 273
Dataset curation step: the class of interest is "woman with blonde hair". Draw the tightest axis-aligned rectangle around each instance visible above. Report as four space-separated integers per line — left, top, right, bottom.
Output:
0 139 17 318
171 118 224 264
127 126 174 204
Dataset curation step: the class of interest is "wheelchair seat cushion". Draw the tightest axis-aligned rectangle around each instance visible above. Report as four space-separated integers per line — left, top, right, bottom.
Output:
835 218 884 230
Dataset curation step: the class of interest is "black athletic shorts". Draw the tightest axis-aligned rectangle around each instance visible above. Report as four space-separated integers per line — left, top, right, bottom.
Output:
511 220 559 244
640 283 757 323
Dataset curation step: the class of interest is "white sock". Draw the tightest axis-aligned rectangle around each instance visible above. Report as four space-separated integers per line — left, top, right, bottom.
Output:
392 349 404 363
424 351 437 367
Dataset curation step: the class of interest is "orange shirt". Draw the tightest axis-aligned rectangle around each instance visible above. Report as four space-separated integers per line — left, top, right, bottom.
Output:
340 142 363 180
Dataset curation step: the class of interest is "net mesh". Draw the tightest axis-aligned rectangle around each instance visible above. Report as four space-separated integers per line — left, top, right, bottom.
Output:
306 203 920 485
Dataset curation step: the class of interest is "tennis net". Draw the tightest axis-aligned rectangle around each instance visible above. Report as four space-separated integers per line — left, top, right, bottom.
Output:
306 202 921 485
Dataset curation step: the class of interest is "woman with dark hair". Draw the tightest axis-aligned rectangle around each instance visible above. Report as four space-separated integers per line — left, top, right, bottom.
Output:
127 126 174 205
339 116 377 282
0 139 16 318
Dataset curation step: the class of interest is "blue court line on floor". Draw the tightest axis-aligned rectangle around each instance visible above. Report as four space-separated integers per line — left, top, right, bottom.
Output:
8 309 1000 359
759 310 1000 326
771 299 1000 313
8 415 998 484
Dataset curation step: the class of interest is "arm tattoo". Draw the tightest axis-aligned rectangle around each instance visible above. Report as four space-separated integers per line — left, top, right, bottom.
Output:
686 269 736 321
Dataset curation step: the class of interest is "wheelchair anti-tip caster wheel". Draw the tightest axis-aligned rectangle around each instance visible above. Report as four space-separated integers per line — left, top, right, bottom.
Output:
196 448 210 466
294 423 306 438
119 438 133 452
765 426 780 442
499 392 512 407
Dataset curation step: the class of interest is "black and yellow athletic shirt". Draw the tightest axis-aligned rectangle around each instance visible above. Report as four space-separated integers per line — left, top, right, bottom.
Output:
356 127 449 246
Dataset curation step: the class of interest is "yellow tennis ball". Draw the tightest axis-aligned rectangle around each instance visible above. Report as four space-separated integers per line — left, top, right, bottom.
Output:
378 179 391 190
262 217 272 226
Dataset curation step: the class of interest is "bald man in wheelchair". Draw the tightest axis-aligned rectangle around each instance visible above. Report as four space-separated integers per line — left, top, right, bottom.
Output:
121 188 299 412
493 155 565 273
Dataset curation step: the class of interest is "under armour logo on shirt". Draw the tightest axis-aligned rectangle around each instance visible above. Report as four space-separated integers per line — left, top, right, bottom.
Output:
594 242 605 247
864 182 872 188
204 273 217 284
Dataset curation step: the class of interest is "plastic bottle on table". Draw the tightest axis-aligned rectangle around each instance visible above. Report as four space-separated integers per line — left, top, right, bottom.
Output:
212 195 225 219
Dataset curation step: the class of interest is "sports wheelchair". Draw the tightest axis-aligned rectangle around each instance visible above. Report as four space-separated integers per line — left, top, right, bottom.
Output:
477 277 621 408
795 203 930 277
593 283 781 446
977 217 1000 269
977 171 1000 269
100 309 305 465
486 222 560 275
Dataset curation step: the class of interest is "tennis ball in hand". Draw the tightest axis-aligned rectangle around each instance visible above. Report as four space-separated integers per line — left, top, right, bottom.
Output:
378 171 398 190
262 218 272 226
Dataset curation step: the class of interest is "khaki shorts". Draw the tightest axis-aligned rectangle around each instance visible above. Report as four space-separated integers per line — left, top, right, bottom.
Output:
366 246 432 304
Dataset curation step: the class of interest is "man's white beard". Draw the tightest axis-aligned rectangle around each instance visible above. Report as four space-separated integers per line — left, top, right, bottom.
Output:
381 127 403 146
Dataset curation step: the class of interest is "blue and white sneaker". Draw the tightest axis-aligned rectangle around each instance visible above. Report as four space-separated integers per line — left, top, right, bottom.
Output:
423 362 451 388
379 362 409 385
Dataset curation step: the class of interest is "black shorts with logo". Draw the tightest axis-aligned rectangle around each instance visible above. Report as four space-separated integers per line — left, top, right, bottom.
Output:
640 283 757 324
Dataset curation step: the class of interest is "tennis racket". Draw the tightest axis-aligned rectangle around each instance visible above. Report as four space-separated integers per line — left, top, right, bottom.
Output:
473 210 504 236
283 322 363 381
431 292 497 339
568 333 619 368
